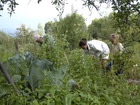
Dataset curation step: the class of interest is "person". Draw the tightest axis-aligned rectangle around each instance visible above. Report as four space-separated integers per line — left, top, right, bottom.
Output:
109 34 124 55
34 34 55 46
34 34 43 46
106 34 124 75
79 38 110 73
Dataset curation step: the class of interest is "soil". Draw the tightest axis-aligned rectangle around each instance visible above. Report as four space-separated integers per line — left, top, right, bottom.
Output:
127 79 140 85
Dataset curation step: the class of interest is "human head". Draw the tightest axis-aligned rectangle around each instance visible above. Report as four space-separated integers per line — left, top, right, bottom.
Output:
79 38 88 50
109 34 119 45
35 35 43 43
36 37 43 43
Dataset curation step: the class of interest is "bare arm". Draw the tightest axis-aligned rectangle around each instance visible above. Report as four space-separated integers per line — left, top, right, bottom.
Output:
101 59 107 73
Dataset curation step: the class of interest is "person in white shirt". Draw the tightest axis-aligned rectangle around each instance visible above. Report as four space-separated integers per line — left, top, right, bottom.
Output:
79 38 110 72
107 34 124 75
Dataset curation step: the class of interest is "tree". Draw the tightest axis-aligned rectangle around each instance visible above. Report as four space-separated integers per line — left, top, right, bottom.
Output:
117 14 140 45
44 12 87 50
111 0 140 37
88 13 116 40
2 0 139 28
1 0 139 18
0 31 16 55
37 23 44 36
44 21 56 34
1 0 139 43
0 0 18 16
15 25 40 54
55 12 87 50
16 24 35 44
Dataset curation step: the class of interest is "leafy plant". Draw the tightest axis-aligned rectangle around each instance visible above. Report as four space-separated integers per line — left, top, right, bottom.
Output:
0 52 68 98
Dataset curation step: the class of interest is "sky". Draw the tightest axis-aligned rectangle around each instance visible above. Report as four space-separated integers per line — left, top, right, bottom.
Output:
0 0 112 35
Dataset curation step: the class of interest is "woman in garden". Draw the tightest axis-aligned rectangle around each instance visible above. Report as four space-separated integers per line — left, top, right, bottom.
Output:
79 38 110 73
106 34 124 75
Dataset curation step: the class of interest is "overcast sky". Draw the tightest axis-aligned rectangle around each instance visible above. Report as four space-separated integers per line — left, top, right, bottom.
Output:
0 0 112 35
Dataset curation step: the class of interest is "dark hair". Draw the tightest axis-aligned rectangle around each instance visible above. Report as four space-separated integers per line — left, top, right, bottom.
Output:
82 38 87 41
79 38 87 47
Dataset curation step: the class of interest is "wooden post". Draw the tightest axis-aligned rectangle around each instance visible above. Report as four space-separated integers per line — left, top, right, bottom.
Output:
14 39 19 53
0 61 20 95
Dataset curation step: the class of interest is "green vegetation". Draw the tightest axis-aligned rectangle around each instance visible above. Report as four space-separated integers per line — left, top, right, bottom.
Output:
44 13 87 50
88 13 116 40
0 2 140 104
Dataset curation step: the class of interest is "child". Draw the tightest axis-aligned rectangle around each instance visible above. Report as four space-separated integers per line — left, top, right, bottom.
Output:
79 38 110 73
107 34 124 75
109 34 124 55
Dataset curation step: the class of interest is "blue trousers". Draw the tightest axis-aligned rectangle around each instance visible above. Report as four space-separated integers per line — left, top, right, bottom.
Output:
106 62 124 75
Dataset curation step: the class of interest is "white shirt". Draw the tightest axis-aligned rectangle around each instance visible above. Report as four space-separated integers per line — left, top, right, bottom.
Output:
83 40 110 58
112 43 124 55
34 34 42 41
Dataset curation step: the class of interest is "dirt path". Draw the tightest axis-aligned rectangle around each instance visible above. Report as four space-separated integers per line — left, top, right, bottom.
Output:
127 79 140 85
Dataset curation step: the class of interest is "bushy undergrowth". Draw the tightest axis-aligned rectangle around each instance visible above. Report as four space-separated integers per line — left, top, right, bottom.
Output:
0 32 140 105
0 46 140 105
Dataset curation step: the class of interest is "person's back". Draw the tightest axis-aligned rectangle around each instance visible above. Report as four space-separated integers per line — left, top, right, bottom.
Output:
83 40 110 59
87 40 110 54
79 38 110 72
112 42 124 55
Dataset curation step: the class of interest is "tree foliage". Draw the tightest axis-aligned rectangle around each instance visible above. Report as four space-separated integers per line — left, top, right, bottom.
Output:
88 13 116 40
37 23 44 36
111 0 140 44
1 0 139 19
44 21 56 34
44 13 87 50
0 31 15 56
56 13 87 50
0 0 18 16
16 24 35 43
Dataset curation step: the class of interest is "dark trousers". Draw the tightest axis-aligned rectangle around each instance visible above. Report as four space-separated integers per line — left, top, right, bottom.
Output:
106 62 124 75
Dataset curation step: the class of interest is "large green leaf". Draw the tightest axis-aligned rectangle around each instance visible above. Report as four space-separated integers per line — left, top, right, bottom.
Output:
25 65 45 90
5 53 28 76
4 52 67 90
46 64 68 86
36 59 56 71
24 52 36 65
0 83 12 97
12 75 21 82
